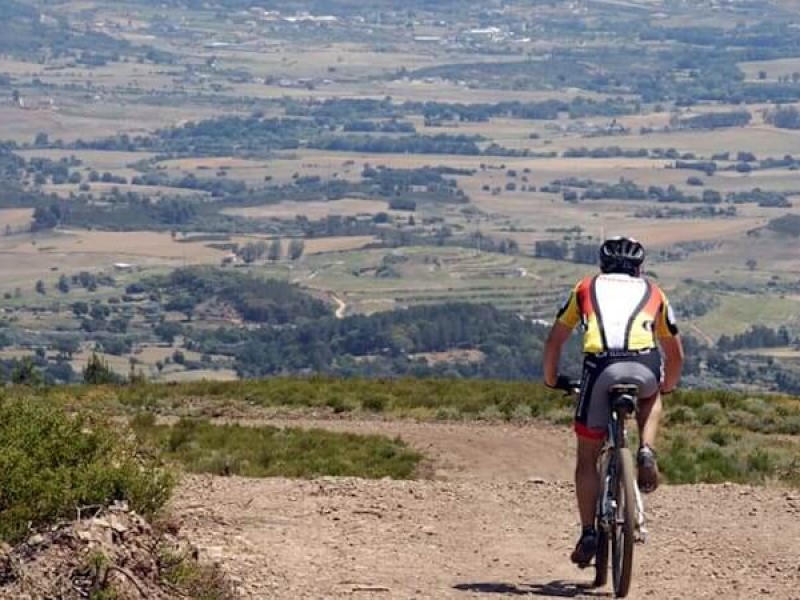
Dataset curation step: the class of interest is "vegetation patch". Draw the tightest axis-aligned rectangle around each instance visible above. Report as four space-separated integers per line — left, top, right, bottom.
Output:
0 397 174 544
130 414 422 479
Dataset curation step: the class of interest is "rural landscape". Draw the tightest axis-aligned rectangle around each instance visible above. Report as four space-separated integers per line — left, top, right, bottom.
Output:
0 0 799 598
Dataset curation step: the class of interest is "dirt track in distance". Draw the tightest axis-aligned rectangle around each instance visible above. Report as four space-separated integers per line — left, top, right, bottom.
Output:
171 419 800 599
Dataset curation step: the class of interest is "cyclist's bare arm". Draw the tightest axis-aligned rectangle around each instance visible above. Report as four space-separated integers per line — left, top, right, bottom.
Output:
544 321 573 387
659 335 684 393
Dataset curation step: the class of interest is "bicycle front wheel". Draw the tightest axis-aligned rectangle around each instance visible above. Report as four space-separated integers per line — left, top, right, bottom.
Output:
611 448 637 598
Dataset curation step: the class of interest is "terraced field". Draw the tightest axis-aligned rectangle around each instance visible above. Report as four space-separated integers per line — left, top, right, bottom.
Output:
301 247 585 319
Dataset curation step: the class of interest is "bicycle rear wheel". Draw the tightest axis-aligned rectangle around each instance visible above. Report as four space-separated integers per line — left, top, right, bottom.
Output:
611 448 637 598
593 527 609 588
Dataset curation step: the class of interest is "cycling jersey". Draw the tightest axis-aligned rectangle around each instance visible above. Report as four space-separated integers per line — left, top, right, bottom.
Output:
557 274 678 354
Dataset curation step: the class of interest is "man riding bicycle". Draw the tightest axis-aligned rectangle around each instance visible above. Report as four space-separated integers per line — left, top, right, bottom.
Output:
542 236 684 567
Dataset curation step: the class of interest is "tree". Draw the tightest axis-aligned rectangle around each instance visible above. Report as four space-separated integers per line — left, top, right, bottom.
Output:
288 239 305 260
72 301 89 317
83 352 121 384
57 274 70 294
11 357 41 385
268 238 282 262
35 279 46 295
746 258 757 271
53 335 81 358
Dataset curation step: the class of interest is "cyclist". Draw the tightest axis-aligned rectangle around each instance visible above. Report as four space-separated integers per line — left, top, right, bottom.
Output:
542 236 684 568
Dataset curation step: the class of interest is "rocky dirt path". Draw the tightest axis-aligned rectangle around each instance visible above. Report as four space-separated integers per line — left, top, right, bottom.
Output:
171 419 800 599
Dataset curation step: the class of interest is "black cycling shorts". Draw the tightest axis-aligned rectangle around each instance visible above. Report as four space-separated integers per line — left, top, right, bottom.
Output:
574 349 663 440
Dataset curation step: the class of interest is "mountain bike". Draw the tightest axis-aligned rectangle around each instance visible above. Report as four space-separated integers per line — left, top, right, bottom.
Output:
556 378 648 599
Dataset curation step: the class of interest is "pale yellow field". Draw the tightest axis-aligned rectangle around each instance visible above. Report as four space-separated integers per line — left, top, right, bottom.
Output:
543 125 800 157
6 230 224 261
0 209 34 233
739 58 800 81
0 101 226 143
133 346 204 365
160 157 270 170
218 43 444 79
222 234 377 255
158 368 238 382
0 228 379 292
17 149 155 171
233 79 612 104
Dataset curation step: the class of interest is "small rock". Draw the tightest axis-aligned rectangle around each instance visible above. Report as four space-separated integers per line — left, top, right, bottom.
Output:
109 516 128 534
27 534 45 546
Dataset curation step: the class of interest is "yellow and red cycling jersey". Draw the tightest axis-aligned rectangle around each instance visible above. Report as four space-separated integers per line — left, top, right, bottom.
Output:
557 273 679 354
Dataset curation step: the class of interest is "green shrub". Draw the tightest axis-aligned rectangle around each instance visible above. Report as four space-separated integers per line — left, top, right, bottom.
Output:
666 405 695 425
159 546 236 600
132 418 421 479
695 402 725 426
0 399 174 543
708 428 739 447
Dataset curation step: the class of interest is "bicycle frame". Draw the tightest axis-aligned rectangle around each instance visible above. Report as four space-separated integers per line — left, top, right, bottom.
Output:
597 390 647 543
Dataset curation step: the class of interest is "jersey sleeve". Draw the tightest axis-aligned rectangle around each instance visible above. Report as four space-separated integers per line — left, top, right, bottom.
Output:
655 294 679 339
556 284 582 330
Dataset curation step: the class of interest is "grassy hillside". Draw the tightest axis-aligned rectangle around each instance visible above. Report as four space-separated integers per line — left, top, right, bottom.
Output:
6 377 799 487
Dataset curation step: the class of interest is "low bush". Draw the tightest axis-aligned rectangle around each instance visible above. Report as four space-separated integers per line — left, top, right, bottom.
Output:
131 417 422 479
0 398 174 544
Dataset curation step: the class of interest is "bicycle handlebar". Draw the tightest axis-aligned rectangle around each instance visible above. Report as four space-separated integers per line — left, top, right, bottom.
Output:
552 374 581 394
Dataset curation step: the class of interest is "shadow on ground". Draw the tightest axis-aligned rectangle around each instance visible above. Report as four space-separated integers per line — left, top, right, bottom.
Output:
453 580 611 598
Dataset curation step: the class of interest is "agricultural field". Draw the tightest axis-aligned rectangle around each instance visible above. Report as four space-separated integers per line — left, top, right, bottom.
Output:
1 0 800 393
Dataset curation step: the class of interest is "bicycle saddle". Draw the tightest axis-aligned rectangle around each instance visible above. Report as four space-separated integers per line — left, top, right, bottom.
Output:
608 384 639 413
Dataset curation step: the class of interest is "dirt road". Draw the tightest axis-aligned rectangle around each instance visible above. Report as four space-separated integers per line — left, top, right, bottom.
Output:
172 419 800 599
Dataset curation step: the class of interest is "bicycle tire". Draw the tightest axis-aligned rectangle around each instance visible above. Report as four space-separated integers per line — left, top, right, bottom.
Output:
611 448 637 598
593 527 609 588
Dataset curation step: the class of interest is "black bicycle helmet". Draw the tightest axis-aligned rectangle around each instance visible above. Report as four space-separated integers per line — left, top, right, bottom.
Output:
599 236 645 275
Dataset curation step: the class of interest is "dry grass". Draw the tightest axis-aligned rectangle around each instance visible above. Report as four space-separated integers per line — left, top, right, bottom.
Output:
739 58 800 81
7 230 225 261
16 149 155 170
0 208 34 232
540 125 800 157
158 369 239 382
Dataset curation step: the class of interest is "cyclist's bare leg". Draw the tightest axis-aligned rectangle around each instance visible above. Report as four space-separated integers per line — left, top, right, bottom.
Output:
576 437 605 526
636 393 662 448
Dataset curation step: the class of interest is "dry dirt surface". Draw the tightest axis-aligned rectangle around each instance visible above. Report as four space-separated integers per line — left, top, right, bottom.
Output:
171 419 800 599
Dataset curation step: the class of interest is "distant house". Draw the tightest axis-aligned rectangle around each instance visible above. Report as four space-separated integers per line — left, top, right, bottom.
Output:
113 263 136 273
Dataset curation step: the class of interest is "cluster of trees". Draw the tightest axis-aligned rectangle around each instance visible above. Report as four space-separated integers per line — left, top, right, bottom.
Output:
717 326 793 352
362 166 469 203
563 147 649 159
133 267 331 324
309 133 488 155
675 111 751 130
223 303 567 380
130 172 247 196
342 120 416 133
414 97 634 123
72 117 315 155
237 238 305 263
555 177 790 208
70 112 523 158
634 205 737 219
767 106 800 130
282 96 635 123
767 214 800 236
